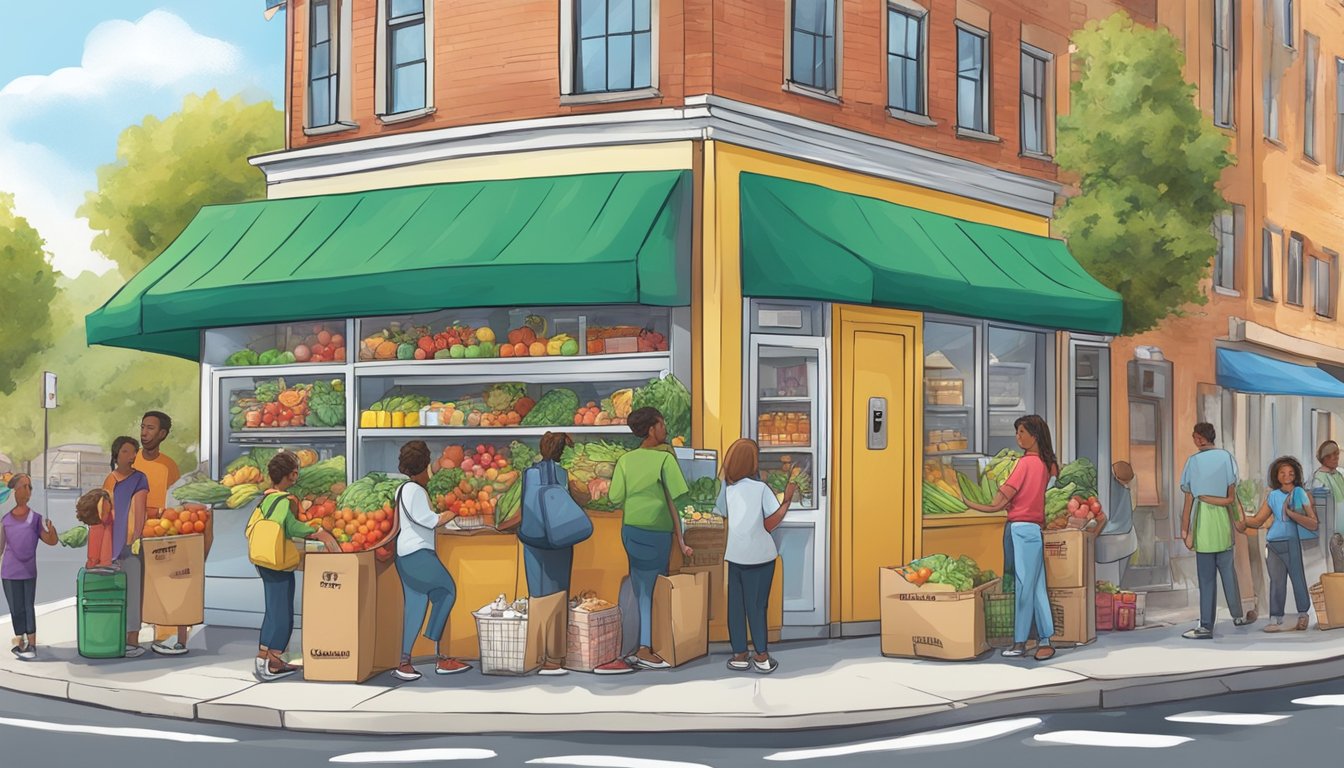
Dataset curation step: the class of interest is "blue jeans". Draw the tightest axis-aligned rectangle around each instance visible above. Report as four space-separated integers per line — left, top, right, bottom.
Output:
1267 539 1312 619
523 544 573 598
255 566 295 651
727 560 774 655
2 578 36 636
398 549 457 657
622 526 671 649
1008 523 1054 644
1196 549 1243 629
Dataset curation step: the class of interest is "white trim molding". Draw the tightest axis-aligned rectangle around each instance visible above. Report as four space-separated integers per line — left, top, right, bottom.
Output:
1227 317 1344 366
252 95 1064 217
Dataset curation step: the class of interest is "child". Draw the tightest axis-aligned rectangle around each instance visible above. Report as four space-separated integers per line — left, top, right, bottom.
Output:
0 474 59 660
76 489 115 569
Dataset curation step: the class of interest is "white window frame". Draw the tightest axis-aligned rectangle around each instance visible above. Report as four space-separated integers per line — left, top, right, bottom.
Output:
784 0 842 101
560 0 660 104
1288 233 1305 306
886 1 929 122
1314 251 1337 318
1212 0 1235 129
375 0 435 124
955 21 992 139
1020 42 1052 158
304 0 355 134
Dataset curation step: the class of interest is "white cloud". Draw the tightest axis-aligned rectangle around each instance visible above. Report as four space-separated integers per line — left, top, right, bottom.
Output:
0 137 113 276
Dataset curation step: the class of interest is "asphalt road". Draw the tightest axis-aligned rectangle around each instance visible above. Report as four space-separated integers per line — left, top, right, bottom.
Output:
0 673 1340 767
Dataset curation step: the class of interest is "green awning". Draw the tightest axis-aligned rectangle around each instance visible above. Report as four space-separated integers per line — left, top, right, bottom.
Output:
739 174 1122 334
86 171 691 360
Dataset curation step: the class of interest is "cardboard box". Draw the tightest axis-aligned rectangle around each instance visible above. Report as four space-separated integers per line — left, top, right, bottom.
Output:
141 534 205 626
879 567 998 661
651 571 709 667
1044 529 1097 589
302 551 402 682
1047 585 1097 646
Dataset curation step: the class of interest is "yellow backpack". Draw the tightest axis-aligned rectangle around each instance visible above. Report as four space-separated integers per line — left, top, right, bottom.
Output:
246 492 300 571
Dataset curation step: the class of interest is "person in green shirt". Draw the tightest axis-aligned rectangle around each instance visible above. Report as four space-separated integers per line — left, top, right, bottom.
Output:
1312 440 1344 573
608 407 693 670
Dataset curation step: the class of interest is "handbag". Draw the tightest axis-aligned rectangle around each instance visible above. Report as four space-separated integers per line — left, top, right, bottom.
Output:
246 492 301 571
519 461 593 550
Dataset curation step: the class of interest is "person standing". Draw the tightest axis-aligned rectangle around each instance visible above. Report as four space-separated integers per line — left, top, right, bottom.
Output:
103 436 149 658
0 474 59 659
391 440 472 681
134 411 189 656
964 415 1059 661
718 439 794 674
1311 440 1344 573
1244 456 1319 632
1178 422 1253 640
608 407 693 670
1095 461 1138 589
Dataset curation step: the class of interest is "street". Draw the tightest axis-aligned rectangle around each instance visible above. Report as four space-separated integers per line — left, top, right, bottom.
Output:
0 671 1339 767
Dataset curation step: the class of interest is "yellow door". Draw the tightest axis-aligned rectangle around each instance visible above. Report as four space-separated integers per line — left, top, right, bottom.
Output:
834 306 920 626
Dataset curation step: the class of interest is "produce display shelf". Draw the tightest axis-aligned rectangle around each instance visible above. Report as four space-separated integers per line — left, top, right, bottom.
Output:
925 448 979 458
357 426 634 439
760 444 812 452
352 352 671 378
925 404 974 413
213 364 349 378
230 428 347 444
758 396 812 405
922 511 1007 528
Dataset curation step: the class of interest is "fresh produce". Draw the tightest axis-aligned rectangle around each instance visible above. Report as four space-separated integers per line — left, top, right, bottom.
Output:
221 464 264 488
1057 458 1098 499
236 379 344 429
604 389 634 419
508 441 538 472
142 506 212 538
308 498 395 554
306 380 346 428
58 526 89 548
922 481 969 515
369 394 431 413
574 401 622 426
495 479 522 527
290 456 347 500
1043 482 1079 525
561 440 629 507
226 325 344 366
676 476 722 512
678 504 724 525
227 484 264 509
922 460 964 501
1096 580 1121 595
172 471 233 505
521 388 580 426
428 467 466 503
225 349 259 367
765 460 810 502
896 554 996 591
484 383 526 412
427 444 519 519
631 374 691 444
336 472 406 514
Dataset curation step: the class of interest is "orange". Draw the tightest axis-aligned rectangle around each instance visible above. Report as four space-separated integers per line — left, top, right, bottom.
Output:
499 343 515 358
529 342 547 357
513 342 528 357
345 523 358 535
164 509 179 522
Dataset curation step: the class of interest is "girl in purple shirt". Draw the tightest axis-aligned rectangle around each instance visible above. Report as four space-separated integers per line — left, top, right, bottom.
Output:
0 474 59 660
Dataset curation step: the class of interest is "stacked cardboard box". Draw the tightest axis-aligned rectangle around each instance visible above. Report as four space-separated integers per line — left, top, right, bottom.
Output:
1044 530 1097 646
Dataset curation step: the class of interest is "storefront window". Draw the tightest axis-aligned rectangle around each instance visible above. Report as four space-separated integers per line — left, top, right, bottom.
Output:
215 373 348 483
986 325 1047 456
205 320 350 368
923 320 977 456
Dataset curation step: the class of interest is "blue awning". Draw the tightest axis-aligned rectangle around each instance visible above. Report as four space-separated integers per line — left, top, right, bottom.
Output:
1215 348 1344 398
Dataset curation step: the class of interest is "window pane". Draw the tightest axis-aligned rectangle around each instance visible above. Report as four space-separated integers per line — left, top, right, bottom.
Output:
392 24 425 65
633 31 651 89
958 30 980 74
905 63 919 112
907 14 920 53
609 0 633 34
313 1 330 44
390 0 423 20
888 11 907 56
959 78 979 129
310 77 332 126
634 0 651 31
579 0 606 38
579 37 607 92
1262 229 1275 297
1021 52 1037 93
792 30 813 85
1023 96 1041 153
795 0 825 34
391 62 426 113
607 34 633 92
822 36 835 91
311 40 330 79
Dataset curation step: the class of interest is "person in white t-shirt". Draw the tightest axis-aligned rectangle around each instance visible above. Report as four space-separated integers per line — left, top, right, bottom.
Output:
392 440 472 681
717 439 796 675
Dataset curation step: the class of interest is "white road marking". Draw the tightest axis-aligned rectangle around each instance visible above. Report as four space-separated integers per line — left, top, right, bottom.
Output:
1291 695 1344 707
763 717 1043 761
1165 711 1288 726
0 715 236 743
330 749 496 763
527 758 712 768
1034 731 1192 748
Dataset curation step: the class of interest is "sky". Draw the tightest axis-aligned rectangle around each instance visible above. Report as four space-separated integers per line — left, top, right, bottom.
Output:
0 1 284 277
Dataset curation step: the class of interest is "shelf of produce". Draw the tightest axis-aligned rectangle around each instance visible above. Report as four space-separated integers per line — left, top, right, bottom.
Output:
357 426 633 439
229 428 347 444
213 364 349 378
758 397 812 405
352 353 671 380
925 404 973 413
922 512 1007 528
760 445 812 452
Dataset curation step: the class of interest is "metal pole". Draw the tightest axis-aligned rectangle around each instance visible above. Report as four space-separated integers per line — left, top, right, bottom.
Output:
43 406 49 519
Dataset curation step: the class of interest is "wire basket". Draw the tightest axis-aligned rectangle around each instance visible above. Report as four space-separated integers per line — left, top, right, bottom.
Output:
565 605 621 672
1311 582 1329 628
683 524 727 567
456 515 489 530
985 589 1015 647
474 613 534 676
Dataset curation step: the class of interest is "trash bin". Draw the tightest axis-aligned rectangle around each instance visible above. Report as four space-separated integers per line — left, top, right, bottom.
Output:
77 567 127 659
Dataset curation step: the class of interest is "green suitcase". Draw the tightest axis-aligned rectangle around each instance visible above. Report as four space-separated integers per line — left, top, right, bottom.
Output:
77 568 127 659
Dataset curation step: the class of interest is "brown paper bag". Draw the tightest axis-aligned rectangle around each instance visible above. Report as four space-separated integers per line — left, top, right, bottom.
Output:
528 591 568 666
141 534 205 626
651 571 709 667
302 551 377 682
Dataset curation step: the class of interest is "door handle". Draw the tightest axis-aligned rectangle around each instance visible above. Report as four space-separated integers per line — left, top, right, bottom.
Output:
868 397 888 450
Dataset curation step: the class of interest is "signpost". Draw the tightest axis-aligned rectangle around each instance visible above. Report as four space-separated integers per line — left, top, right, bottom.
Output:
41 372 57 517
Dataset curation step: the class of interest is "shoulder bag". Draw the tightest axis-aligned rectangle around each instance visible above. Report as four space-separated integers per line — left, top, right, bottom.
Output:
519 461 593 550
246 492 301 571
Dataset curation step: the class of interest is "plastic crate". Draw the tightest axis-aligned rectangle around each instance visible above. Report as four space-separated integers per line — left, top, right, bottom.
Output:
474 613 535 676
565 605 621 671
985 589 1015 647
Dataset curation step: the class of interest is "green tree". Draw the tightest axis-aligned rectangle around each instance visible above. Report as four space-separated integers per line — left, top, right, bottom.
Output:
1055 12 1234 336
0 193 59 395
79 90 283 277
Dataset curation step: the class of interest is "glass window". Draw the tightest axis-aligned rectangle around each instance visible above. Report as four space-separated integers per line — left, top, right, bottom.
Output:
308 0 338 127
1265 68 1281 140
1214 207 1241 292
1288 234 1305 306
1305 33 1319 159
1336 59 1344 175
575 0 654 94
1315 252 1336 317
987 326 1047 458
923 321 977 458
1261 228 1276 299
1283 0 1294 48
957 27 988 133
887 7 924 114
1020 48 1048 154
791 0 838 93
1213 0 1235 128
386 0 426 114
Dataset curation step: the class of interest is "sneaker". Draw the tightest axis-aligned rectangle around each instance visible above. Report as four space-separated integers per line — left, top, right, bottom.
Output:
151 641 189 656
253 657 296 682
435 658 471 675
726 656 751 672
538 663 569 676
14 644 35 661
634 651 671 670
1264 622 1288 633
1295 616 1310 632
123 645 146 658
593 659 635 675
1233 616 1254 627
1182 627 1213 640
391 663 422 682
752 656 779 674
1001 646 1027 658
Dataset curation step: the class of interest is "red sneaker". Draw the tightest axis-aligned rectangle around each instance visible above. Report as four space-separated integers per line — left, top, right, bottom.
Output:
435 658 472 675
593 659 635 675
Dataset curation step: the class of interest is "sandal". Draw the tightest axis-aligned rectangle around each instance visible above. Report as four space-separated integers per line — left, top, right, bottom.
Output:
1034 646 1056 661
1295 616 1310 632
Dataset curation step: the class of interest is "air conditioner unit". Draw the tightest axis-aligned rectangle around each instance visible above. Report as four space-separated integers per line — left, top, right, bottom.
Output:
1129 360 1171 398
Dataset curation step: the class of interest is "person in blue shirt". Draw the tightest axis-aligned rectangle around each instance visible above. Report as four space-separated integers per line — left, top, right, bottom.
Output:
1178 423 1253 640
1244 456 1320 632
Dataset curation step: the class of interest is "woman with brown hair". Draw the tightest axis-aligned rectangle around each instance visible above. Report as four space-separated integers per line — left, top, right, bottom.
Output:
718 439 796 674
75 488 115 570
102 436 149 658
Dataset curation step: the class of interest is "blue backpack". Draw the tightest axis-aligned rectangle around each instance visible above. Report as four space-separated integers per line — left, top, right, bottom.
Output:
519 461 593 549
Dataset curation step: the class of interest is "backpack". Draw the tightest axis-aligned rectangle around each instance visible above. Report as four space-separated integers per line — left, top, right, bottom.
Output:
246 492 300 571
518 461 593 550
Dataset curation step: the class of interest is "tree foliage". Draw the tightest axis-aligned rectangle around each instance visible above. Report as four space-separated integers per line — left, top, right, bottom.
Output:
79 90 283 277
0 193 59 395
1055 12 1234 336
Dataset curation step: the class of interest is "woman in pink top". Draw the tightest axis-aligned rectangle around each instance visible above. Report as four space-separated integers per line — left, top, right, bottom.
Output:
964 415 1059 660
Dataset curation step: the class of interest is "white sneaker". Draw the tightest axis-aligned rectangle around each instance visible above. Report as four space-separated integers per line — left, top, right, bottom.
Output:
15 644 35 661
124 645 146 658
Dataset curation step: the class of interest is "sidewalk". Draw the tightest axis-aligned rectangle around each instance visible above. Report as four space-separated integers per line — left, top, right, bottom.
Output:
2 604 1343 734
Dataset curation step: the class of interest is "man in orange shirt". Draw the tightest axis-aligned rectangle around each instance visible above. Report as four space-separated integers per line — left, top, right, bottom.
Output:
135 411 189 656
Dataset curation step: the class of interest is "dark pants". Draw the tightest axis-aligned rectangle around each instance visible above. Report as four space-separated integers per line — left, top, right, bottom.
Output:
622 526 671 649
1196 549 1243 629
523 544 573 598
1267 540 1312 619
399 549 457 657
2 578 36 636
256 566 295 651
727 560 774 655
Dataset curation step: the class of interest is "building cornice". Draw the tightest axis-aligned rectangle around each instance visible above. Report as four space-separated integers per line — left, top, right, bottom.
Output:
1227 317 1344 367
251 95 1064 218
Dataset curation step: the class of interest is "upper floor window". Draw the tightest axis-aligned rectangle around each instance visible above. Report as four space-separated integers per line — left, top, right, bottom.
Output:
1213 206 1243 293
1314 252 1336 318
308 0 338 128
1020 45 1051 156
1336 58 1344 175
1283 0 1294 48
790 0 838 95
957 25 990 134
1265 68 1281 141
574 0 653 95
1213 0 1235 128
1305 33 1319 160
887 4 926 116
386 0 427 115
1261 227 1276 300
1288 234 1305 306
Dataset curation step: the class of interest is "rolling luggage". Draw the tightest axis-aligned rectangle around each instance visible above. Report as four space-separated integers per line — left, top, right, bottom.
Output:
77 567 127 659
